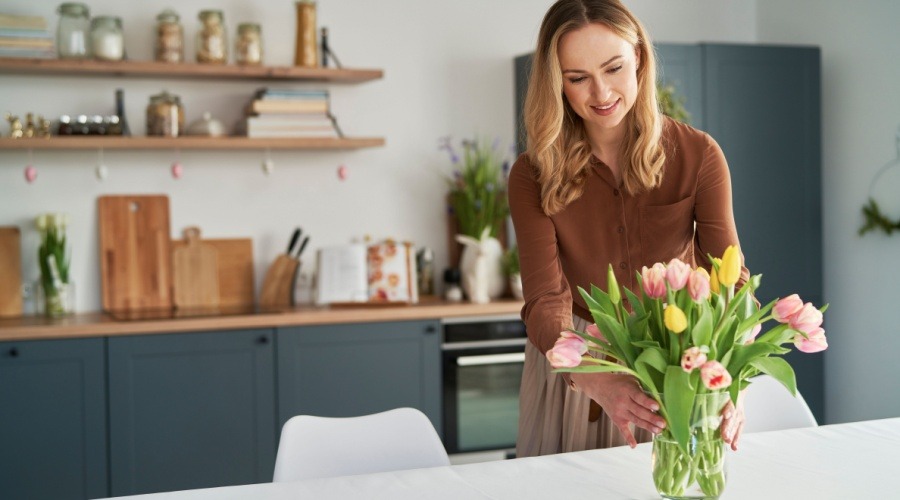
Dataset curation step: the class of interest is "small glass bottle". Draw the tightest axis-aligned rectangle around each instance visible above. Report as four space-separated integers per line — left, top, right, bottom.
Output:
56 2 91 59
146 91 185 137
196 10 227 64
90 16 125 61
155 9 184 63
235 23 263 66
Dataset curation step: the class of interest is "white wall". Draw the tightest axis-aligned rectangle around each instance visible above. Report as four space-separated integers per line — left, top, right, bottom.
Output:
757 0 900 424
0 0 756 313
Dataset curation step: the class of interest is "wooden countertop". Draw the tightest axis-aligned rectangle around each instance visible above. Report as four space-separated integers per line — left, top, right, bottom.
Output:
0 298 524 342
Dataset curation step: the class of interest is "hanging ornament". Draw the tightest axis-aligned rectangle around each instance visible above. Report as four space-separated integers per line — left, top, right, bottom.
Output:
262 158 274 175
337 164 348 181
24 164 37 183
171 161 183 179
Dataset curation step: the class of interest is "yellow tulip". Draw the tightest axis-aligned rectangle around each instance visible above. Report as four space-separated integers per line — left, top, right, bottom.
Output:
709 261 721 294
719 245 741 286
664 304 688 334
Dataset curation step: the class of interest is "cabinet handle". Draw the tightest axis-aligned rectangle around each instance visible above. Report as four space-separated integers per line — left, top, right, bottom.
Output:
8 347 18 358
424 325 437 334
257 336 270 345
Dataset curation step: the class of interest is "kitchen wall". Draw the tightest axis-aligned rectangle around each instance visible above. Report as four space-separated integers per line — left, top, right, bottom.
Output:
0 0 756 313
757 0 900 424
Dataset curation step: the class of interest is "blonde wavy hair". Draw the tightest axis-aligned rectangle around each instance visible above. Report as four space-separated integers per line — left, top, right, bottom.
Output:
525 0 665 215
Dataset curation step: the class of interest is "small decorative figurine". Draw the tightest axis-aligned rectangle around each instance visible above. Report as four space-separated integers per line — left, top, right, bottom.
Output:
5 113 24 138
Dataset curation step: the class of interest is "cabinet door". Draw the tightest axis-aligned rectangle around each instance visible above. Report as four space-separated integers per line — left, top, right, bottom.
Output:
655 43 705 130
0 338 107 500
702 44 823 422
277 320 442 435
108 329 275 496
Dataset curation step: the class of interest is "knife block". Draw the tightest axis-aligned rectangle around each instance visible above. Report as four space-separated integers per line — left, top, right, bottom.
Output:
259 255 299 310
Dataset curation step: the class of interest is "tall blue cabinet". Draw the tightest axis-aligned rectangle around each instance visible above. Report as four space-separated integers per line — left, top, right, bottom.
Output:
0 338 108 499
514 43 825 422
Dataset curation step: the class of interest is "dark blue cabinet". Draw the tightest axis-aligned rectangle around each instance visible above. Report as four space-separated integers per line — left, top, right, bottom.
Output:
0 338 108 500
277 320 442 436
108 329 276 496
657 43 824 423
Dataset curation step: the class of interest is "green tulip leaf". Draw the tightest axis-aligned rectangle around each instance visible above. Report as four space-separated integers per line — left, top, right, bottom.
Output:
624 287 645 317
749 357 798 396
664 366 696 454
691 306 713 348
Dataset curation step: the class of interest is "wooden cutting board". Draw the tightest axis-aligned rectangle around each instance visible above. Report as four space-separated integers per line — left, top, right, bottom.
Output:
172 227 219 309
0 226 23 317
171 236 254 308
98 195 173 312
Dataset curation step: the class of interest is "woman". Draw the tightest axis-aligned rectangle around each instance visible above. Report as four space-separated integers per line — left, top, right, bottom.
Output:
509 0 750 457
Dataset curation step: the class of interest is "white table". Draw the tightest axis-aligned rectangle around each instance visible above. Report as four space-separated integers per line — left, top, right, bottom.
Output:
106 418 900 499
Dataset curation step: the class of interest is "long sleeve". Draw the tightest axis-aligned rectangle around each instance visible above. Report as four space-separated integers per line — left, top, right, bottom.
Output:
508 155 574 354
692 134 751 289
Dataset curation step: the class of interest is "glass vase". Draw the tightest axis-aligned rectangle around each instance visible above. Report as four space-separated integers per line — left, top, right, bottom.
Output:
651 392 728 499
35 281 75 318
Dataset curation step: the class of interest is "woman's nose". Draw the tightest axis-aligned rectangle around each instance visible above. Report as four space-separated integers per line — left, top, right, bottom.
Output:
592 77 611 101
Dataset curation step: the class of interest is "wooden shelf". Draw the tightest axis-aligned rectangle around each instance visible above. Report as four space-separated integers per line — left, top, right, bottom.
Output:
0 136 385 150
0 57 383 83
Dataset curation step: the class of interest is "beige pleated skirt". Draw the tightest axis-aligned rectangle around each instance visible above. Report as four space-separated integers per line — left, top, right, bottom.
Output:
516 314 652 457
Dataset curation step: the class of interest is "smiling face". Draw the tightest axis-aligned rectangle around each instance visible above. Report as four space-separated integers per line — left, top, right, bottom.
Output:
557 22 640 139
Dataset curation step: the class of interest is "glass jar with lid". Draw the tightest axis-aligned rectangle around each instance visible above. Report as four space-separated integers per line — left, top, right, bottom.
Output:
196 10 227 64
56 2 91 59
155 9 184 63
90 16 125 61
146 91 185 137
235 23 263 66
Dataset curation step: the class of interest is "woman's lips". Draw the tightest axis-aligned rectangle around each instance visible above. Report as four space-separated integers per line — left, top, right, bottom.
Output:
590 99 620 116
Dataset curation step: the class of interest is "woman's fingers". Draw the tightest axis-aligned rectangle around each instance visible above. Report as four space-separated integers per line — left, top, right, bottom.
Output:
627 408 664 435
613 418 638 448
730 421 745 451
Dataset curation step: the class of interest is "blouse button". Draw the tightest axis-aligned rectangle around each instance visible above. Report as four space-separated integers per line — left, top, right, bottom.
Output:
613 189 620 196
617 226 624 234
619 262 627 270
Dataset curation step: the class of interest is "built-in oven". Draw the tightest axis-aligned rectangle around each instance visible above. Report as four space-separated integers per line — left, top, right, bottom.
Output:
442 314 527 454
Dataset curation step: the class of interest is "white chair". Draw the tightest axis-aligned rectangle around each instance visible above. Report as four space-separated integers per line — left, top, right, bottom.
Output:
272 407 450 482
742 374 818 433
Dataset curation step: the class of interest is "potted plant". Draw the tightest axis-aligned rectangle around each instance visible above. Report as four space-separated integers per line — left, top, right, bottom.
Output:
441 136 511 300
502 245 523 300
35 212 74 317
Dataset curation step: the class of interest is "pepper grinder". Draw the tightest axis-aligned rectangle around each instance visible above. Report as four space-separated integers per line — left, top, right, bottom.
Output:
443 268 463 302
115 88 131 136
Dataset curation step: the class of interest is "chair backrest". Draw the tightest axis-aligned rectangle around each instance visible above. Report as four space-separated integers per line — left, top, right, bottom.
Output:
272 407 450 482
742 374 818 433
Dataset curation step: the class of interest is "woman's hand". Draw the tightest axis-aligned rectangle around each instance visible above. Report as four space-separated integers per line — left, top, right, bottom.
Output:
720 392 746 451
571 372 666 448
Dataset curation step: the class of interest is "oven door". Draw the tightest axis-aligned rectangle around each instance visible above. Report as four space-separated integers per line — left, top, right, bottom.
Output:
442 338 526 454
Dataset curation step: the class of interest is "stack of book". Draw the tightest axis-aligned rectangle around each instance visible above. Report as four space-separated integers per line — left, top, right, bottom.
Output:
244 88 342 139
0 13 54 59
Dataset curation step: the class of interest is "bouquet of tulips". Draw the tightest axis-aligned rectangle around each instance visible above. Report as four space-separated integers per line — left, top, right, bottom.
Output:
547 246 827 498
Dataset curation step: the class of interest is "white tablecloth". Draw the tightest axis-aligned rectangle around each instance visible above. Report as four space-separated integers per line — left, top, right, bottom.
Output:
108 417 900 499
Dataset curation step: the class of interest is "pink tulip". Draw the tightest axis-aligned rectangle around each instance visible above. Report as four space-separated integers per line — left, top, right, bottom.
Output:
642 263 667 299
666 259 691 290
773 294 804 323
546 337 587 368
700 361 733 390
794 326 828 353
789 303 823 335
747 323 762 343
687 269 711 302
681 347 707 373
585 323 607 342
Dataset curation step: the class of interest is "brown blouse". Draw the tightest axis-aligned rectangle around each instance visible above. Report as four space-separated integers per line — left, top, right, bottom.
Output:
508 117 750 354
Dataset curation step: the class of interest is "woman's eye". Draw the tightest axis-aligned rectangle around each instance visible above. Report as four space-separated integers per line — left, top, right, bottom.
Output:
608 65 623 74
568 76 587 84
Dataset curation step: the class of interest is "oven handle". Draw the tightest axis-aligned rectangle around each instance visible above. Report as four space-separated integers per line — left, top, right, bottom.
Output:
456 352 526 367
441 338 528 351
